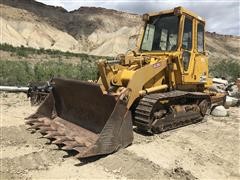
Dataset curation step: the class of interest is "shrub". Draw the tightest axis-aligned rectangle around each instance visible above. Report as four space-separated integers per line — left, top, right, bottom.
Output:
0 43 109 60
0 60 98 86
0 61 34 85
210 59 240 81
16 46 28 57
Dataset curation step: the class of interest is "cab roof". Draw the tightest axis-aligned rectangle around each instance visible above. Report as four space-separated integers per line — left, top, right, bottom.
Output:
146 6 205 23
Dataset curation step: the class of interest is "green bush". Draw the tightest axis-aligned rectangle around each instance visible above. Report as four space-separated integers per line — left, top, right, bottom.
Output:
210 59 240 81
16 46 28 57
0 43 108 60
0 43 113 86
0 60 98 86
0 61 34 85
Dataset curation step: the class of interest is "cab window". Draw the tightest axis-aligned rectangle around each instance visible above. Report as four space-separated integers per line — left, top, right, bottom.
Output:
182 17 193 71
197 23 204 53
141 14 179 52
182 17 192 50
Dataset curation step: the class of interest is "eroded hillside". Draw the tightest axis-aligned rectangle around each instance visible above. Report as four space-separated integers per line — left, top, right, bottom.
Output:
1 0 239 61
0 1 141 56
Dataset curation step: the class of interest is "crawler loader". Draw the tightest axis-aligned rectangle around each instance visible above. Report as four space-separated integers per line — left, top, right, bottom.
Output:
26 7 224 158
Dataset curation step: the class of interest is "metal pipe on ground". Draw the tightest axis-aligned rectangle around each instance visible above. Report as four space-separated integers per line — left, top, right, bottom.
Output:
0 86 29 92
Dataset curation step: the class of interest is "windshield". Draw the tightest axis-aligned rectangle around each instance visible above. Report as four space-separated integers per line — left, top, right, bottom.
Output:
141 14 179 52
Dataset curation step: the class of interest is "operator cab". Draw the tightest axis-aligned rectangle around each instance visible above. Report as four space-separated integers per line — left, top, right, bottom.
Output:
140 7 211 86
140 6 205 54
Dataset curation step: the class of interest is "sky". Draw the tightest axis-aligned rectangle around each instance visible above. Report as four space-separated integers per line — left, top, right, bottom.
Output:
36 0 240 35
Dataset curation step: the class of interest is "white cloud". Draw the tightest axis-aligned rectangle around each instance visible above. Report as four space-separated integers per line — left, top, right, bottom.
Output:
37 0 65 8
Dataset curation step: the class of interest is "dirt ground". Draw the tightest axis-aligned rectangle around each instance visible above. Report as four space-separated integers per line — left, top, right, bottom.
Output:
0 92 239 180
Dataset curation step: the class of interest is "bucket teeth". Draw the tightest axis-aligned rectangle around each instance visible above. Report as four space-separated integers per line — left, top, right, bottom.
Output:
28 123 48 129
52 136 71 144
39 127 55 133
26 126 36 130
25 119 40 125
73 147 86 153
74 150 87 159
62 141 82 150
25 114 39 120
75 154 82 159
27 124 40 130
43 132 63 138
74 137 91 147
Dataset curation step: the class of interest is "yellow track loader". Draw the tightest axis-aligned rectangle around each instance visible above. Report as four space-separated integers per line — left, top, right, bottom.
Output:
26 7 224 158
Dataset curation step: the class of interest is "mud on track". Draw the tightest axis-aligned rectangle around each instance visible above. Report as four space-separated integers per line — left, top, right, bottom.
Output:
0 93 240 179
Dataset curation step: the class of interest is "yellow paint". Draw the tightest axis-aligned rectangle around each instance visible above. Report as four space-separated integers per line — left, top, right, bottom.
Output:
139 84 168 96
97 6 212 109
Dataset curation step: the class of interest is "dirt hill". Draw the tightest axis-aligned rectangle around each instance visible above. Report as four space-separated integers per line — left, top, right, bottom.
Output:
1 0 239 61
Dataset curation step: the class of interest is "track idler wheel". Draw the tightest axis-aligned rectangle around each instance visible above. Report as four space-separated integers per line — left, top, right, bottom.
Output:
199 99 209 116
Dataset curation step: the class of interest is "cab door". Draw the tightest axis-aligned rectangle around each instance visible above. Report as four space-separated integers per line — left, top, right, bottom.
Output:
181 17 209 85
192 22 210 84
181 16 195 83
